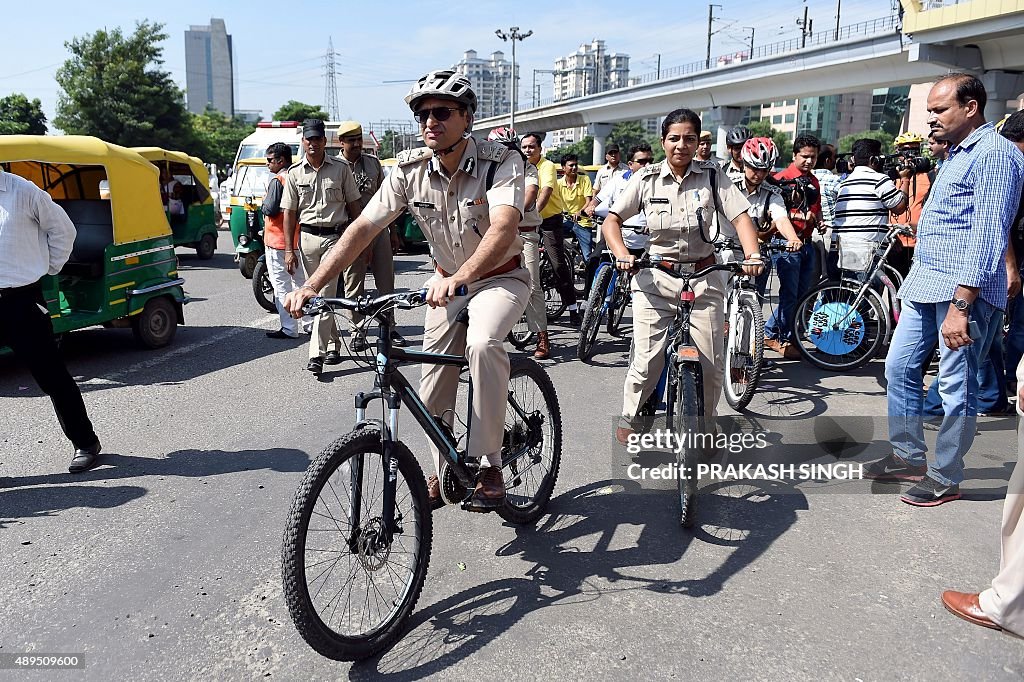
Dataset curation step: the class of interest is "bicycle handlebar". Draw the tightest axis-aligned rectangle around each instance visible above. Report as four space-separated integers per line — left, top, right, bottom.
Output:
303 285 469 317
628 254 746 281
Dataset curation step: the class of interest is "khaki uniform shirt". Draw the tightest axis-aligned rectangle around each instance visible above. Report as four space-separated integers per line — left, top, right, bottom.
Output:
521 162 542 228
281 154 360 228
361 138 526 276
594 162 628 195
346 153 384 210
610 159 749 262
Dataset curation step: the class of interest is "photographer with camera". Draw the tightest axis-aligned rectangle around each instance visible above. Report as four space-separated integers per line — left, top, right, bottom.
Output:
888 132 934 276
763 133 823 359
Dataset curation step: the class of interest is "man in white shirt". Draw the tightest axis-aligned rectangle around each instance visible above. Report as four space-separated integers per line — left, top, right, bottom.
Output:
584 144 628 216
0 169 102 472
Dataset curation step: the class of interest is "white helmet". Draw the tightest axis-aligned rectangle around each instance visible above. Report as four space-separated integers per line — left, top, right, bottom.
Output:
404 70 478 114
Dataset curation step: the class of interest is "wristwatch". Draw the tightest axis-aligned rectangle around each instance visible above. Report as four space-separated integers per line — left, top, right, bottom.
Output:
951 296 971 312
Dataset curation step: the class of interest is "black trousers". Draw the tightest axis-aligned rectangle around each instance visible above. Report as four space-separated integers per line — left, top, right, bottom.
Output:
539 215 576 307
0 280 97 449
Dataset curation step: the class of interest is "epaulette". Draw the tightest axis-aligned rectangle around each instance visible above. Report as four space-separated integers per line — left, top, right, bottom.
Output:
637 162 662 178
761 181 783 196
694 159 719 169
287 159 304 171
476 140 511 163
397 147 432 167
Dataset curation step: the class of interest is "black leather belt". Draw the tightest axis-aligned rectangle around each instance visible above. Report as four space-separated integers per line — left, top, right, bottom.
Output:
300 224 343 236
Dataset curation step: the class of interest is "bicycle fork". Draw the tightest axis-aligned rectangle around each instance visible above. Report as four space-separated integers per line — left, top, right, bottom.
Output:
349 386 404 547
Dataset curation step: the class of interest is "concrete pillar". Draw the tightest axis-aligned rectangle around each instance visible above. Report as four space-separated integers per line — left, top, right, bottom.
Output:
701 106 743 159
589 123 614 165
981 70 1024 122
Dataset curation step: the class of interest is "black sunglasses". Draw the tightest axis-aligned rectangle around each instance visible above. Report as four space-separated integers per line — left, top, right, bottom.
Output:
632 157 653 165
413 106 464 124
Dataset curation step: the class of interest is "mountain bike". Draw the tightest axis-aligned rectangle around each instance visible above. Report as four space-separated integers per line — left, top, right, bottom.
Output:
577 249 639 361
791 224 913 371
722 259 765 411
631 254 744 528
282 288 562 661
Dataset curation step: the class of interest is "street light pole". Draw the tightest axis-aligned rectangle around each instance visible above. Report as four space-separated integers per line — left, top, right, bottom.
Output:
706 4 722 69
744 27 755 59
495 26 533 131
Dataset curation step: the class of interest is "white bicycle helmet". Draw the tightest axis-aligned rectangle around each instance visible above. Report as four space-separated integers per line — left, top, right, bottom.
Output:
404 70 478 114
487 126 519 145
740 137 779 170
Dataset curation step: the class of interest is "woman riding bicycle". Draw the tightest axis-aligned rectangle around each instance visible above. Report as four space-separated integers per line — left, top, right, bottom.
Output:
602 108 764 444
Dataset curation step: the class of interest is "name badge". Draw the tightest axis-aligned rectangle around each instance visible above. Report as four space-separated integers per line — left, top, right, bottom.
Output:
649 198 670 204
412 201 436 209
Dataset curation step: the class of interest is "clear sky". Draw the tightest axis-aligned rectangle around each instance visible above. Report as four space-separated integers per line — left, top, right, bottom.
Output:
0 0 895 133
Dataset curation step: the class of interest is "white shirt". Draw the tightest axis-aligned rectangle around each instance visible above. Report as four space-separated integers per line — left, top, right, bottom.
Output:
596 171 648 250
593 162 627 195
0 170 77 288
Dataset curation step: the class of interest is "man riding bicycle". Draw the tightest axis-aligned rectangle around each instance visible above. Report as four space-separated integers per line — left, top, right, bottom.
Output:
286 69 529 510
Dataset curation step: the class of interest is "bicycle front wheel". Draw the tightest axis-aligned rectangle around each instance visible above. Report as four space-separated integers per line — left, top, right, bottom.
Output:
724 295 765 410
607 275 630 336
498 356 562 525
541 254 567 321
506 313 536 351
672 362 705 529
792 282 888 371
578 265 613 361
282 429 432 661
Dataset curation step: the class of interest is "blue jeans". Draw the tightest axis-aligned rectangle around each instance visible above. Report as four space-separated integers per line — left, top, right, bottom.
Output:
885 299 997 486
765 241 816 343
565 218 593 263
1005 293 1024 385
922 308 1005 415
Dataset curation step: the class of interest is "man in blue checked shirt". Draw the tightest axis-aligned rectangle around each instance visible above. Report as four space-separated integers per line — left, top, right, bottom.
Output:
865 73 1024 506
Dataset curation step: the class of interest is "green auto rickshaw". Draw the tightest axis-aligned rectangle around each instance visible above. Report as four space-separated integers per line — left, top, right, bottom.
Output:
132 147 219 260
227 157 269 278
0 135 186 349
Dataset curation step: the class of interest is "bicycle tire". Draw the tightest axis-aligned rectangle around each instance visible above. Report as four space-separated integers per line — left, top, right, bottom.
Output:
791 282 888 371
571 242 587 297
607 275 630 336
282 429 432 661
672 361 704 529
497 356 562 525
252 259 277 313
540 254 567 321
506 313 536 351
723 294 765 410
876 266 902 326
577 265 613 361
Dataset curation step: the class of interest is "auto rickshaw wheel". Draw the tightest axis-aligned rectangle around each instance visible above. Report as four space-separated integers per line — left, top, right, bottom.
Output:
252 259 276 313
240 252 258 279
132 297 178 349
197 233 217 260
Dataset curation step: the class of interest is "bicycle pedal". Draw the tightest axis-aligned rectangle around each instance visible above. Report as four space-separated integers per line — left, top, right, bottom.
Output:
461 497 498 513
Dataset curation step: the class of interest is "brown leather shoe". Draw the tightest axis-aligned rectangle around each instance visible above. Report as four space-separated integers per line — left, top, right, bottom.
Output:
782 343 802 360
427 475 444 510
941 591 1002 631
615 426 635 446
534 331 550 359
468 467 505 511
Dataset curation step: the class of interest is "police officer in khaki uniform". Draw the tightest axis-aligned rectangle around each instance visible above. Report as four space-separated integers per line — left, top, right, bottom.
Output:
603 109 764 444
286 70 528 510
335 120 407 350
281 119 362 374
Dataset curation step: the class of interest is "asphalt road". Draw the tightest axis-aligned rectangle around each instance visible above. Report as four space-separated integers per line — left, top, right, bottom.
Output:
2 231 1022 679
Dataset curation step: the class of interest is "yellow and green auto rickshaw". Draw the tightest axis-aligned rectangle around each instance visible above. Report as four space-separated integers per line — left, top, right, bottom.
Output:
0 135 186 349
227 157 270 278
132 147 219 260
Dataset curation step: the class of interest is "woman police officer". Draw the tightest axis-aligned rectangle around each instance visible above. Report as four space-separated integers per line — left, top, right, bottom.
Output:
603 109 764 443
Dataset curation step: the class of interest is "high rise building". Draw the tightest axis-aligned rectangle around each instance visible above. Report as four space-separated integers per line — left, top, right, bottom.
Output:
184 18 235 116
550 40 629 147
452 50 513 121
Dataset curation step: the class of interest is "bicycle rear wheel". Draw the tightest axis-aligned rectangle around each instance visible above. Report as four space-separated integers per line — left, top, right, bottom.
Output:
578 265 613 361
540 254 567 321
672 362 705 529
724 295 765 410
607 275 630 336
506 313 535 351
282 429 431 661
792 282 888 371
498 356 562 524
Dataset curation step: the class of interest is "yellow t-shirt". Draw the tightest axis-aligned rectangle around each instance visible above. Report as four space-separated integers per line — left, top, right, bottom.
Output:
557 173 594 227
536 158 564 219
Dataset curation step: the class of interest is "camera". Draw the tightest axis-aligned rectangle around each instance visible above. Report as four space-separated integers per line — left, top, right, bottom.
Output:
883 152 932 180
773 175 820 212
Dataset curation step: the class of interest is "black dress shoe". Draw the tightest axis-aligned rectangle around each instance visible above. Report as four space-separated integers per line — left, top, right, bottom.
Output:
568 309 581 327
307 357 324 374
390 331 409 348
266 328 298 339
324 350 342 365
69 440 102 473
349 335 369 352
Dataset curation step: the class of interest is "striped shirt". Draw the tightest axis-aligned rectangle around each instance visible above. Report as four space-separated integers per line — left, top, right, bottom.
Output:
833 166 904 237
0 170 77 289
899 122 1024 309
813 168 842 227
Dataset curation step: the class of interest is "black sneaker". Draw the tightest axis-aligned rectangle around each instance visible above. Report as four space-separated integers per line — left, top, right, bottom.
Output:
349 335 368 353
863 453 927 482
901 475 961 507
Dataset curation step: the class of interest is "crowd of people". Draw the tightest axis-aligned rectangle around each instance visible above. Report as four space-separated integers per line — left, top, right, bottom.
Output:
4 67 1024 638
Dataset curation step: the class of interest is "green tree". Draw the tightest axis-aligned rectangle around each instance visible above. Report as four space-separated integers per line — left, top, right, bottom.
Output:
188 107 255 168
837 130 895 155
747 119 793 166
272 100 329 122
0 93 48 135
607 121 656 158
545 136 594 164
54 21 192 148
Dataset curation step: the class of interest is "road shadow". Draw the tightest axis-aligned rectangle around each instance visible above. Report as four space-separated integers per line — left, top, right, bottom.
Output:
350 479 805 678
174 251 240 272
0 484 147 528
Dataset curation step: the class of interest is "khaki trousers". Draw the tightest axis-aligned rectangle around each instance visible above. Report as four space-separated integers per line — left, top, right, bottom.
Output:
299 231 342 360
520 231 547 333
621 267 725 428
342 229 396 324
979 427 1024 637
421 268 529 472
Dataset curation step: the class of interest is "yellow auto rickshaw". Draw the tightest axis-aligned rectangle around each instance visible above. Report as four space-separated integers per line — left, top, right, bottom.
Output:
0 136 186 349
132 147 220 259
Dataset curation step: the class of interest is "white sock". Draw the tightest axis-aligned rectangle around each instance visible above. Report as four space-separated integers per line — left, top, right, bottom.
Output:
568 303 578 311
